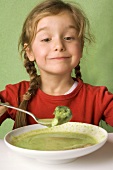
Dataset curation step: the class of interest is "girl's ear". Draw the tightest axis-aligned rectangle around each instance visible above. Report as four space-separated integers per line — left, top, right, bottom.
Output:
81 40 84 51
24 43 35 61
80 40 84 57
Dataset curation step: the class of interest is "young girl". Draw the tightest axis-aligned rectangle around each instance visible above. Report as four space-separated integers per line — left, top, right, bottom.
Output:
0 0 113 129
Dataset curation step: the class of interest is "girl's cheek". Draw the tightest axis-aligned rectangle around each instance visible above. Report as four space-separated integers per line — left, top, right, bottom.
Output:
34 49 46 59
76 43 83 54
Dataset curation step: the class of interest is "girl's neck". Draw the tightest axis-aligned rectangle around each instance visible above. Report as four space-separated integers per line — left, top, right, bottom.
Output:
40 74 75 95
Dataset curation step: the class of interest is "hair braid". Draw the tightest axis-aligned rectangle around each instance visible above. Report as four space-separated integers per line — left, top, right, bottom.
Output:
14 53 40 129
24 53 40 96
75 63 82 80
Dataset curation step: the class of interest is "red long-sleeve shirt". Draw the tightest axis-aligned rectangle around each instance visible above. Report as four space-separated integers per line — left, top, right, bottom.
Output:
0 79 113 127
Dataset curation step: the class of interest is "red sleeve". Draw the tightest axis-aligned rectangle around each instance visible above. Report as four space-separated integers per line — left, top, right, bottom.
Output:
0 81 29 125
98 86 113 126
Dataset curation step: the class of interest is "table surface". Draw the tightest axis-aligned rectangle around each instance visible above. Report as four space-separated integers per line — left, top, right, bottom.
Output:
0 133 113 170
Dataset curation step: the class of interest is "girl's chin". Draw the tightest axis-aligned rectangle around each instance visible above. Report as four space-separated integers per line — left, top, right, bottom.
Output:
39 65 73 75
47 70 72 75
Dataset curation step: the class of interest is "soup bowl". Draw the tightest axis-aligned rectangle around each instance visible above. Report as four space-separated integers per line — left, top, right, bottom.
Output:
4 122 108 164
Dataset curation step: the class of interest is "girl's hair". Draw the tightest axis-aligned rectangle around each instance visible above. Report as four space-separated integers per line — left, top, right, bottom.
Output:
15 0 93 128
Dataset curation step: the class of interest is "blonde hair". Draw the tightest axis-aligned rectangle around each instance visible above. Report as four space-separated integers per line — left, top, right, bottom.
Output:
15 0 93 128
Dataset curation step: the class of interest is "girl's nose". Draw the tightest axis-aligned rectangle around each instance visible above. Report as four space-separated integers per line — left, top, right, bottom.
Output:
54 39 66 52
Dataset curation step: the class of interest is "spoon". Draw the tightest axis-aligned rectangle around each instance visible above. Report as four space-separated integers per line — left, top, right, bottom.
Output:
0 102 53 126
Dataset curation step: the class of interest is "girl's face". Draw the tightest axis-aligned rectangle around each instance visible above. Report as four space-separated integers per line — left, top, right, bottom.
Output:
27 11 83 76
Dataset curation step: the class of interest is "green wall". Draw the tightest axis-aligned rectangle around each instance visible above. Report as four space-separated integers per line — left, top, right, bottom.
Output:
0 0 113 138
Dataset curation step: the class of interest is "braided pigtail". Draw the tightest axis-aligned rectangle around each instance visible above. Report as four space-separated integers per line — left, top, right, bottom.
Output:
74 62 82 80
14 53 40 129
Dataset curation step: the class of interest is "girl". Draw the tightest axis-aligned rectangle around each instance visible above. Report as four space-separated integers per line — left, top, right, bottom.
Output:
0 0 113 129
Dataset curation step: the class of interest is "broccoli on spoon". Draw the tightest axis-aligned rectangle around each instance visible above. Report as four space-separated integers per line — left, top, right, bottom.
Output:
52 106 72 127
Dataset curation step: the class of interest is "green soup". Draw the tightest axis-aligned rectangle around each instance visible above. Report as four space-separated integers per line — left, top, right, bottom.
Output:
11 130 97 151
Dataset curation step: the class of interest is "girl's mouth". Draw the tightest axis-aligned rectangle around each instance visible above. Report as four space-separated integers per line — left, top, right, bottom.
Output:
50 56 70 60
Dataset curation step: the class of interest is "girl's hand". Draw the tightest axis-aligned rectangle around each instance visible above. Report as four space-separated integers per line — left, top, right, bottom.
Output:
0 103 9 116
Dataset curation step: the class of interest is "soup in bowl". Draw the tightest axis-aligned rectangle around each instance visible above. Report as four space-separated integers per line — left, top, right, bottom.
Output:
4 122 108 164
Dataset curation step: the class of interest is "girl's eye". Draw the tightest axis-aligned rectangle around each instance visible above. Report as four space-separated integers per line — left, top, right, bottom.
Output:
41 38 51 42
64 37 75 41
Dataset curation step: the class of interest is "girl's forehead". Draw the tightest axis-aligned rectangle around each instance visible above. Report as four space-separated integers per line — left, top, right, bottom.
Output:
37 11 76 30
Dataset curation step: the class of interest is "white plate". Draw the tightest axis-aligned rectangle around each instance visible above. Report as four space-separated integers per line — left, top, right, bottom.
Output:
4 122 108 164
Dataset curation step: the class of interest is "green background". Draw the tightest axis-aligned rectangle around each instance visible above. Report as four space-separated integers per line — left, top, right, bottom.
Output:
0 0 113 138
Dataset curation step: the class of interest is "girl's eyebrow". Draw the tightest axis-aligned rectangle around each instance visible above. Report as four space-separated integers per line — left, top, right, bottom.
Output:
65 25 77 31
37 25 77 34
37 27 49 34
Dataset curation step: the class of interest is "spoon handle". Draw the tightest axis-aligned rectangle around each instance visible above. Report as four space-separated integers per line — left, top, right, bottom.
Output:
0 102 38 122
0 102 53 126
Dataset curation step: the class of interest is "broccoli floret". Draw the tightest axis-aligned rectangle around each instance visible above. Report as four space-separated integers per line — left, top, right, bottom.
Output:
52 106 72 127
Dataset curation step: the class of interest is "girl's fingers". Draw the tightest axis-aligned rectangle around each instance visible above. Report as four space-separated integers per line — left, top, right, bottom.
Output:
0 103 9 116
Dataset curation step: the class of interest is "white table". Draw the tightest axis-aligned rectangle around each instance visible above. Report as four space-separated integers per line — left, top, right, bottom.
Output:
0 133 113 170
